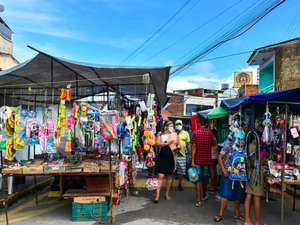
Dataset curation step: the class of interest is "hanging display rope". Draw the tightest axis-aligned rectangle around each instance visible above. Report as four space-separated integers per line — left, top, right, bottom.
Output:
0 74 147 88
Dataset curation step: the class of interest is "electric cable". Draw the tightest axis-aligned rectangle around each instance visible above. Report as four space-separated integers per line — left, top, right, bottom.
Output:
137 0 242 66
172 0 268 66
173 0 272 66
122 0 203 65
281 8 300 41
171 0 286 76
118 0 192 65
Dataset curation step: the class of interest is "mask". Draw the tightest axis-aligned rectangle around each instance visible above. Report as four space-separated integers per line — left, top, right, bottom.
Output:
175 125 182 131
168 127 174 133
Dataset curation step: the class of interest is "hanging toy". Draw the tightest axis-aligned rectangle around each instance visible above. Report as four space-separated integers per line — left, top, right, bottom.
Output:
5 138 15 161
262 102 272 143
66 89 71 102
293 115 299 130
60 88 65 99
65 129 72 152
117 123 124 138
72 102 78 120
39 126 47 152
5 112 15 136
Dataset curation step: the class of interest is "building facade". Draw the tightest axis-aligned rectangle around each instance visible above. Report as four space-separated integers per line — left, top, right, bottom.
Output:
247 37 300 93
0 17 19 71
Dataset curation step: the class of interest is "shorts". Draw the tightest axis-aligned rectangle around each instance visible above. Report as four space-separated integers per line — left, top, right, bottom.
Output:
194 164 209 183
219 173 246 200
176 156 186 175
212 159 218 165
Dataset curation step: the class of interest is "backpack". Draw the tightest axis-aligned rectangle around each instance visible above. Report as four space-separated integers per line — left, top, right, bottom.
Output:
228 150 247 183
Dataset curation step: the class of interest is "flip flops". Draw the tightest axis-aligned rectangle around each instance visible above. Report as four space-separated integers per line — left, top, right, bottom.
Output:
234 215 245 221
165 195 171 201
196 202 202 207
202 192 208 201
214 215 222 222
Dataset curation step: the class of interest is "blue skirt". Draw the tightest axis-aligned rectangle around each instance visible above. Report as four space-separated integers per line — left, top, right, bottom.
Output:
219 174 246 200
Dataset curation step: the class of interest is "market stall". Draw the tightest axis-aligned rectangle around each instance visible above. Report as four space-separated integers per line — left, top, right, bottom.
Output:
0 47 170 224
220 87 300 225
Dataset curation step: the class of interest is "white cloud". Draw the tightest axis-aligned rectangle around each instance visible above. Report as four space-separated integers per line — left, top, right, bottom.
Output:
192 61 214 74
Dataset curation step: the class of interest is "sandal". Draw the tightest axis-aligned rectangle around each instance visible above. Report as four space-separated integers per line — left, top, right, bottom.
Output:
165 195 171 201
234 215 245 221
153 199 159 203
196 202 202 207
202 193 208 201
214 215 222 222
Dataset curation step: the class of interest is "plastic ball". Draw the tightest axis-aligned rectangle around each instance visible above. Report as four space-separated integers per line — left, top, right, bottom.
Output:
149 139 156 146
152 122 157 128
144 130 150 137
144 145 150 151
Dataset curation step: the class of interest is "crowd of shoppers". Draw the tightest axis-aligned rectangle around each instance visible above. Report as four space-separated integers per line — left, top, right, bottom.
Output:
152 117 266 225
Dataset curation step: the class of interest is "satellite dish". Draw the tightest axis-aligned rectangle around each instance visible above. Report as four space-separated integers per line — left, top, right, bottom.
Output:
0 106 12 121
0 5 5 12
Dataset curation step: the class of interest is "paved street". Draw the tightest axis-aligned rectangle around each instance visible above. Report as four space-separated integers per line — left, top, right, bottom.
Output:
0 179 300 225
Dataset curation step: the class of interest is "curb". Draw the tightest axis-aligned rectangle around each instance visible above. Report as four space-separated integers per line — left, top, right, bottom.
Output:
0 178 53 209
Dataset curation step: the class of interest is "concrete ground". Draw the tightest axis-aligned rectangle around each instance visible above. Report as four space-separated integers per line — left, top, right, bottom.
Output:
0 168 300 225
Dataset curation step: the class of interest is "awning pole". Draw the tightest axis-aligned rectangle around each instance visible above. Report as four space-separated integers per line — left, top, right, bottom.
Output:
281 103 288 225
250 102 255 132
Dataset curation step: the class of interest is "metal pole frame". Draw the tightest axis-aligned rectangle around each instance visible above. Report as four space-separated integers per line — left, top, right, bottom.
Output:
2 88 9 225
280 103 288 225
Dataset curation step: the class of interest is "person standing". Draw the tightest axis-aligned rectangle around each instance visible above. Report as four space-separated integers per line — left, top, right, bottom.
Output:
191 116 216 207
214 136 246 222
174 120 191 191
244 132 266 225
154 121 180 202
209 128 219 191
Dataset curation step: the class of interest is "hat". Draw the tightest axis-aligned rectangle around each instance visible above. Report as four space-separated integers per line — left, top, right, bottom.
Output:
187 167 199 183
175 119 183 125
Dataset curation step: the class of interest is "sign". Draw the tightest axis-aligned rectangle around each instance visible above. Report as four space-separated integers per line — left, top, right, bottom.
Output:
234 71 253 88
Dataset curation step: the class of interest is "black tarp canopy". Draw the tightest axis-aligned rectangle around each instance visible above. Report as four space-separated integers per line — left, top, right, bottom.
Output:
0 47 171 106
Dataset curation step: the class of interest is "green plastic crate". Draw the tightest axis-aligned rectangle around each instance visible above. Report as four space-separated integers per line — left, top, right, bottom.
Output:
72 201 108 222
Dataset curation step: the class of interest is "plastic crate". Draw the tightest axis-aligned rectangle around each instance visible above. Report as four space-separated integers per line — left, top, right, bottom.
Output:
72 201 108 221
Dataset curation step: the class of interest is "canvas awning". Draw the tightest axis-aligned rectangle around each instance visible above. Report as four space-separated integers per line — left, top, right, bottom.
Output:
207 105 229 119
0 47 171 106
221 87 300 112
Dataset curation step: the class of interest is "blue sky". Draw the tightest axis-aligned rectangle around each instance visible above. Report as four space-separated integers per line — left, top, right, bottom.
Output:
1 0 299 91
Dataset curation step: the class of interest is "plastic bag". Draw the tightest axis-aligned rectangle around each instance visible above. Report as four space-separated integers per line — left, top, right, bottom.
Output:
188 167 199 183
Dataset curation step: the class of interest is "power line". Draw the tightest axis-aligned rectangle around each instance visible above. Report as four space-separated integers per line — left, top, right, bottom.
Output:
137 0 242 66
171 0 286 76
281 8 300 41
171 50 253 68
118 0 192 65
124 0 203 65
173 0 267 67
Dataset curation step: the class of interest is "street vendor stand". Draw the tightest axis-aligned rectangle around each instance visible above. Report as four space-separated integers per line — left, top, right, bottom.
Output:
220 87 300 225
0 47 171 225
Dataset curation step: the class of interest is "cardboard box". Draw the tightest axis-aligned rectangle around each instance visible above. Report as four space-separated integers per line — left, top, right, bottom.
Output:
100 163 117 171
23 165 43 174
83 165 100 173
86 177 110 194
2 167 23 174
74 196 105 203
64 164 82 173
44 164 65 174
